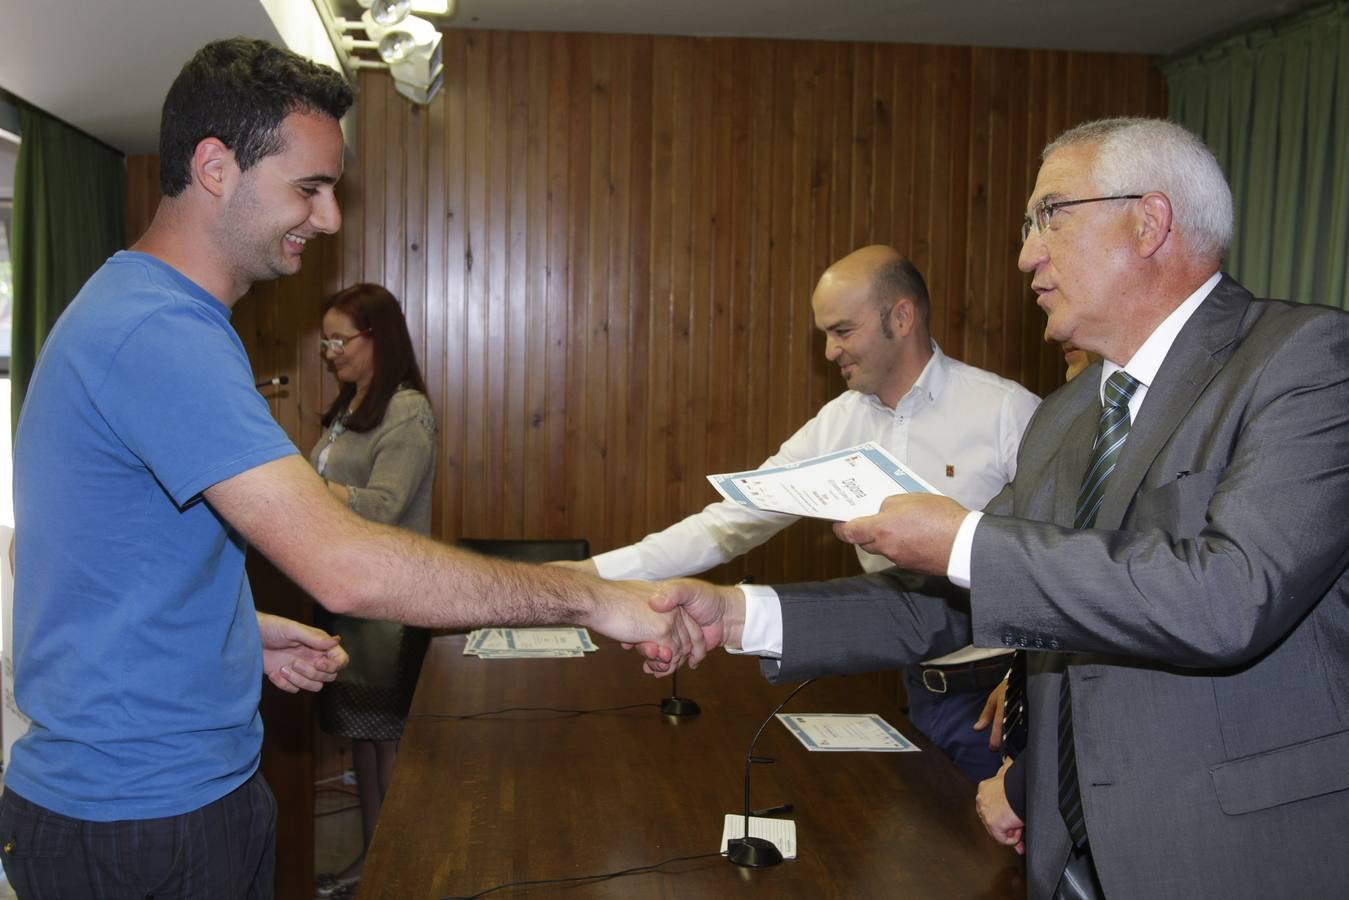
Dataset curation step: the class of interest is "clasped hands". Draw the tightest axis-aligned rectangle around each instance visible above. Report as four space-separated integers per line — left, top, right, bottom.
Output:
257 611 349 693
616 493 968 674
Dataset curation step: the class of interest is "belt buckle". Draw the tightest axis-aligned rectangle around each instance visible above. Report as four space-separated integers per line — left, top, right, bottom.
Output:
921 668 948 694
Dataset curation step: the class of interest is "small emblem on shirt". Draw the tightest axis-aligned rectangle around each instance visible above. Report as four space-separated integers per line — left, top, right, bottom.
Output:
946 465 955 478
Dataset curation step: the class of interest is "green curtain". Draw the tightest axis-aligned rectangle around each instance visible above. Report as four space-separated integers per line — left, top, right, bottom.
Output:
1165 0 1349 310
10 104 125 434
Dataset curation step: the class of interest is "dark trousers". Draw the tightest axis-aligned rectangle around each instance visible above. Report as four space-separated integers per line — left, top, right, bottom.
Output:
0 769 275 900
904 666 1003 781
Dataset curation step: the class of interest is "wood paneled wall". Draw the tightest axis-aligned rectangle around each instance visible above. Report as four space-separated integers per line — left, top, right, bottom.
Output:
127 31 1165 587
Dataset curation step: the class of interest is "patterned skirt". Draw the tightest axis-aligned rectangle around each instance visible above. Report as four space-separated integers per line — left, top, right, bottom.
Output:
313 609 430 741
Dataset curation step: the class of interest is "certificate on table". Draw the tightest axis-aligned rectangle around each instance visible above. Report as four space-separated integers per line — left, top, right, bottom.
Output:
707 441 939 521
463 627 598 658
776 713 918 752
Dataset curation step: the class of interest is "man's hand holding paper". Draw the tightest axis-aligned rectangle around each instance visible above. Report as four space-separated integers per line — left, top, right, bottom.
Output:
834 492 970 576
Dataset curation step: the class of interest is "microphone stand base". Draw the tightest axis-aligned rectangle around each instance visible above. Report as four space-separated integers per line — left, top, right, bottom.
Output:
661 696 701 717
727 837 783 868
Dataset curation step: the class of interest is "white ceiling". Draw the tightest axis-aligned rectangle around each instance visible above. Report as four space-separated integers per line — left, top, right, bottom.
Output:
0 0 282 154
0 0 1314 155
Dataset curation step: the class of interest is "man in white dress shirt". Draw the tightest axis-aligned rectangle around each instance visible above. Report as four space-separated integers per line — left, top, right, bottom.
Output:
561 245 1040 780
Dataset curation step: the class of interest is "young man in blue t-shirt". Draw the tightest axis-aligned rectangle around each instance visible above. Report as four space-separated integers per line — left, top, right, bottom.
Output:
3 38 690 898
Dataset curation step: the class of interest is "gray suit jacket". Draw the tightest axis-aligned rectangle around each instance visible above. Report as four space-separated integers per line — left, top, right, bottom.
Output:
769 277 1349 899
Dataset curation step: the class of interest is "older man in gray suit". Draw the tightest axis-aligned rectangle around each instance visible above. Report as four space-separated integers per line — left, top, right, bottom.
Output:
644 118 1349 899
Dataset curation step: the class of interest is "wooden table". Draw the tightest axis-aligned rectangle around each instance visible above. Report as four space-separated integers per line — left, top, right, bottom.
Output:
359 635 1024 898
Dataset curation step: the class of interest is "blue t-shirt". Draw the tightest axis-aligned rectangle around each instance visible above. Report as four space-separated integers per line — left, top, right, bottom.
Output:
9 251 298 821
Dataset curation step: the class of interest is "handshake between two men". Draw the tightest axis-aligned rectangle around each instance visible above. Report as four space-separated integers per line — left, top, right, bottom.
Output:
594 492 970 675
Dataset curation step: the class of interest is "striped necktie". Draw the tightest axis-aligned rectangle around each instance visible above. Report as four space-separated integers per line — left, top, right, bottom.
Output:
1059 369 1142 847
1001 652 1027 759
1074 370 1142 530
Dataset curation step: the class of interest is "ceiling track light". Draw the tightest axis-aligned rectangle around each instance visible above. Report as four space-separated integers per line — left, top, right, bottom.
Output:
316 0 451 105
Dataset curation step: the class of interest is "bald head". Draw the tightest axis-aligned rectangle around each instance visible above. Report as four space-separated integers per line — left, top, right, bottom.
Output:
812 246 934 408
817 245 931 333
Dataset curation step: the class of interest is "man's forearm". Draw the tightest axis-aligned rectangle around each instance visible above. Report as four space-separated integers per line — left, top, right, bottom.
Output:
322 516 617 629
208 455 642 635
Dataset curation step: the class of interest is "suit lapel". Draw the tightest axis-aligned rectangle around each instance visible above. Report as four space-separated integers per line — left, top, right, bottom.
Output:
1093 276 1253 529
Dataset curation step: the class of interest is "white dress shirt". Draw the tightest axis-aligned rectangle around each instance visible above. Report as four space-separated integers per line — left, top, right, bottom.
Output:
944 271 1221 586
596 342 1038 582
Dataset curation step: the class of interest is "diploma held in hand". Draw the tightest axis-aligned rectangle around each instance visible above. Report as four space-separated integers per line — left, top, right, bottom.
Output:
707 442 939 522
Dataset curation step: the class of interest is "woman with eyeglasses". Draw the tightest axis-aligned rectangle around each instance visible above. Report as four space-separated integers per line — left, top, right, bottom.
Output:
310 283 436 898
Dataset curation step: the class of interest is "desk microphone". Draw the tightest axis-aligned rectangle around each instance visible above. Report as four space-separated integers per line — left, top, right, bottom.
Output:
255 374 289 388
726 678 815 868
661 669 700 717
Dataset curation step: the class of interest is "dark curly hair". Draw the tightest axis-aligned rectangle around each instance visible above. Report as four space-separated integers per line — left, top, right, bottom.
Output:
158 37 354 197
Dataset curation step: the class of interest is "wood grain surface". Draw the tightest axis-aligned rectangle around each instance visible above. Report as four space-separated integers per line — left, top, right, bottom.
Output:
358 635 1025 898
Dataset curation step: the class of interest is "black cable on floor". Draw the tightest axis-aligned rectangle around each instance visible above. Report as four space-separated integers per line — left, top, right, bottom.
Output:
409 701 660 721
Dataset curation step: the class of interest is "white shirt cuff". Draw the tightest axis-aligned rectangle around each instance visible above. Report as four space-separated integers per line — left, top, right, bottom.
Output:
946 511 983 589
728 584 783 658
591 546 644 580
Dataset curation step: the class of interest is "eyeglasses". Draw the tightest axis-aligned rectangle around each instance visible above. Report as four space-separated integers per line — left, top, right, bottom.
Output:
319 329 372 354
1020 194 1143 242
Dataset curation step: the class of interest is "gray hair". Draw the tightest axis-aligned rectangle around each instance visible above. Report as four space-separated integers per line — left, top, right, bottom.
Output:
1045 118 1233 261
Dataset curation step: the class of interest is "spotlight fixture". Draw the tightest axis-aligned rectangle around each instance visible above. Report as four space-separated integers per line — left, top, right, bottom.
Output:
370 0 411 26
359 9 437 54
315 0 452 106
378 30 418 64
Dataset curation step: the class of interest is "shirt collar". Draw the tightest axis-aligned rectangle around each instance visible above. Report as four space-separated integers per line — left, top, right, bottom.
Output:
861 339 948 412
117 250 233 320
1100 271 1221 401
912 339 948 405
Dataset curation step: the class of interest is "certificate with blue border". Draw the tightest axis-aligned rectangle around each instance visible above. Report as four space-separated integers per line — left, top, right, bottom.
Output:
776 713 918 752
707 441 940 521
